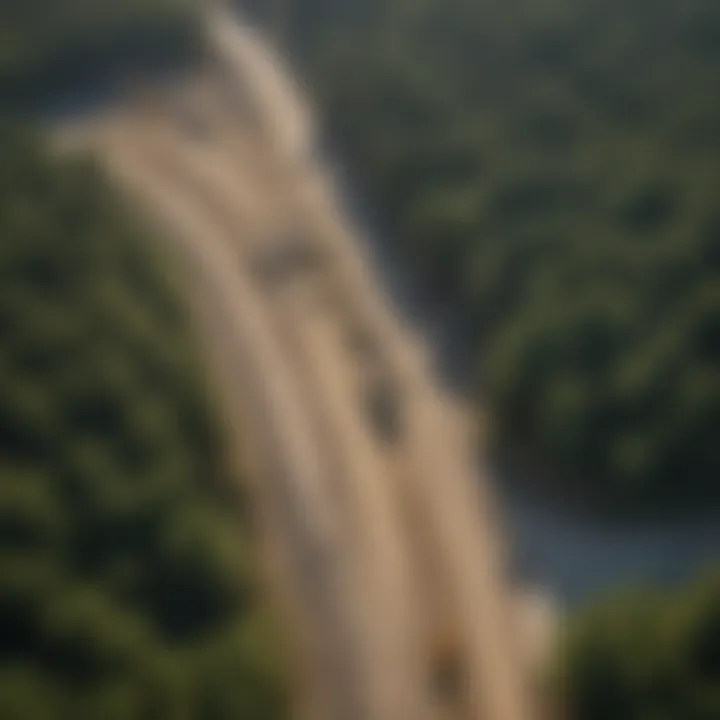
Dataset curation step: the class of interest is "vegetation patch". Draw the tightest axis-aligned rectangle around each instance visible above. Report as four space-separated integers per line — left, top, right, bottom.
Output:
0 0 204 107
556 571 720 720
0 125 287 719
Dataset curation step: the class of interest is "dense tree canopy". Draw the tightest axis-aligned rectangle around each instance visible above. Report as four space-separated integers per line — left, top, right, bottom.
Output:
285 0 720 513
0 4 291 716
0 0 203 106
0 126 287 718
557 571 720 720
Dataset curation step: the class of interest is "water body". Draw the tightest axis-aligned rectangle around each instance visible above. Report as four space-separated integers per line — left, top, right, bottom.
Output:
499 488 720 607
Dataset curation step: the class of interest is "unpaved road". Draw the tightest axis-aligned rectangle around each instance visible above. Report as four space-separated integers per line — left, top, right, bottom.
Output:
60 6 541 719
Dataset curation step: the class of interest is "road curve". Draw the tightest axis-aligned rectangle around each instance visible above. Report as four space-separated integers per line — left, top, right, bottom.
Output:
62 5 540 718
206 6 537 720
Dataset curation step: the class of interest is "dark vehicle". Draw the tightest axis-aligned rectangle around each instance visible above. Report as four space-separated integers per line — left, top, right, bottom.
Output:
365 372 403 444
251 232 327 284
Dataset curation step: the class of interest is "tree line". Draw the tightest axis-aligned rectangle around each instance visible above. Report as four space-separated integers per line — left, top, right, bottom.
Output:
0 0 204 107
556 570 720 720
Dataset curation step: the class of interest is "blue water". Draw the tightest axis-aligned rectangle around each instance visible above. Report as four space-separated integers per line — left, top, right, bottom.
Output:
498 486 720 608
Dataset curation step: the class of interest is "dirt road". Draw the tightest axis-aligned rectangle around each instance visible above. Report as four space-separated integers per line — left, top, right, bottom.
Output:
63 6 540 719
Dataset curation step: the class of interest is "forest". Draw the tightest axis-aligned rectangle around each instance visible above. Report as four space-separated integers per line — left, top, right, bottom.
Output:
0 0 717 716
0 124 287 718
0 0 203 107
558 570 720 720
280 0 720 514
269 3 720 711
0 3 289 717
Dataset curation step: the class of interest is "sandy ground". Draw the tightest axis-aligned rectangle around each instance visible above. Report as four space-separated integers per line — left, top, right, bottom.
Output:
57 6 552 719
